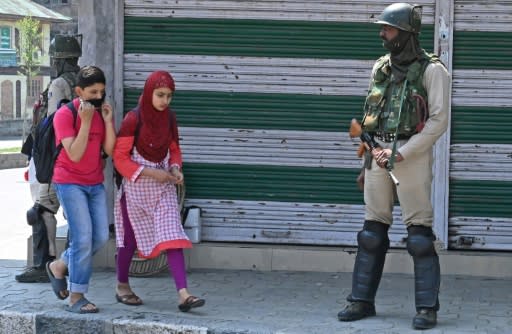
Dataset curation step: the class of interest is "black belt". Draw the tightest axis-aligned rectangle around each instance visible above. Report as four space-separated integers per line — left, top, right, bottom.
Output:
373 132 411 143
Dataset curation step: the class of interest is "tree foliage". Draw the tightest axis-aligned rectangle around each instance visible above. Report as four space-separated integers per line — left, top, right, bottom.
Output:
16 16 43 78
16 16 43 138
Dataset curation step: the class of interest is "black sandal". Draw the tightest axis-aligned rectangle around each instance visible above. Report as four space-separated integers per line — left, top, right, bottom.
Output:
178 295 205 312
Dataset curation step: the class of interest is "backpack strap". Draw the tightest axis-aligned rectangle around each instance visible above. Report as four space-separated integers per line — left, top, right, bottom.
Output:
65 101 79 128
43 103 78 187
52 101 79 153
133 107 141 148
60 72 77 97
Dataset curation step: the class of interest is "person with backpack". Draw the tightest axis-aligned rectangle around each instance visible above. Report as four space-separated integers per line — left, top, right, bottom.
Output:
16 35 82 284
45 66 116 314
112 71 205 311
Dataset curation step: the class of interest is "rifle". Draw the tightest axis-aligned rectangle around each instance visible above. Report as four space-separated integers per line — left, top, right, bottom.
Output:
349 118 399 186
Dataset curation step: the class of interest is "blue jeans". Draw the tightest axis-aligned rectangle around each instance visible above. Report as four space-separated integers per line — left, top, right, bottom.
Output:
54 183 109 293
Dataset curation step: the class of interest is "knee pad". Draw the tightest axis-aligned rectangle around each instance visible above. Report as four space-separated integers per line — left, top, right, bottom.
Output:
357 220 390 252
407 226 436 257
26 204 42 226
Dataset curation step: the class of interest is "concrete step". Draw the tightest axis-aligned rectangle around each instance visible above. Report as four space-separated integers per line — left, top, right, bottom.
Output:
0 310 209 334
25 226 512 278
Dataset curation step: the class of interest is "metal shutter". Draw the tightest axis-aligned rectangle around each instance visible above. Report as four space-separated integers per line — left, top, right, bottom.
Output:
449 0 512 250
122 0 439 247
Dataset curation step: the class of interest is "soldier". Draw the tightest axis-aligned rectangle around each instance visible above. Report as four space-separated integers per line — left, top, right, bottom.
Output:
337 3 450 330
15 35 82 283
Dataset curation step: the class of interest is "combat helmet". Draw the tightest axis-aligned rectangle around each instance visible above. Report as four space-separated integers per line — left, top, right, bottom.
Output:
375 3 422 34
49 34 82 59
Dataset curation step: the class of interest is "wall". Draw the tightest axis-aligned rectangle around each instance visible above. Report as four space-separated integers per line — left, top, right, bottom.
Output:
77 0 117 224
0 119 22 136
120 0 451 247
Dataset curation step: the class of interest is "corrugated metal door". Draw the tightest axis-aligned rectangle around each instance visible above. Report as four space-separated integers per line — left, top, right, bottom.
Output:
122 0 439 247
449 0 512 250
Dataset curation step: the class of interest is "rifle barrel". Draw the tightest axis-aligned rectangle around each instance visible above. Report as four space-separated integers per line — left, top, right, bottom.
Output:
360 132 399 186
387 169 400 186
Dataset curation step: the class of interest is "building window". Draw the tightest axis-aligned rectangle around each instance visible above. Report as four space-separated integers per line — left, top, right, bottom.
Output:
30 78 42 98
1 80 14 120
16 80 21 118
62 0 68 3
1 27 11 49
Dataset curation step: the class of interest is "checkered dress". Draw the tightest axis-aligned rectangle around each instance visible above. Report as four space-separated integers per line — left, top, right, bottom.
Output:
114 148 191 258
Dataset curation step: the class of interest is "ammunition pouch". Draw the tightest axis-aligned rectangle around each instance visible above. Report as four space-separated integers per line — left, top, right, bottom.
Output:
373 132 412 143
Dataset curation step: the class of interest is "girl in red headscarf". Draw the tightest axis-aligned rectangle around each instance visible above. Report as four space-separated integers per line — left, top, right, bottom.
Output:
113 71 205 312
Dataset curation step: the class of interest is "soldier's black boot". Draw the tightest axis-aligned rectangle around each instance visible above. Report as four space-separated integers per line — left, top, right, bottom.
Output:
338 300 376 321
338 221 389 321
413 308 437 330
407 225 441 330
16 204 51 283
15 266 51 283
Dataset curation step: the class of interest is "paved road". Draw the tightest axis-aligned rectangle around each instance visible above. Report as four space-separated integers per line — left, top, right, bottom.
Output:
0 137 23 150
1 260 511 334
0 167 33 261
0 167 65 261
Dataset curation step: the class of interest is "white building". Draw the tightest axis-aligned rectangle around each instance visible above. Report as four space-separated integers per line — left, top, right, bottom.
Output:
0 0 69 121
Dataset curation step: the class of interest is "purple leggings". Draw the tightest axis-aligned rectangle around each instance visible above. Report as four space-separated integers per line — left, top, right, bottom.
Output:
116 194 187 291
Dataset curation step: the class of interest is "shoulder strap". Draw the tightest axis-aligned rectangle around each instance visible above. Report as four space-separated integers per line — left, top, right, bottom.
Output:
60 72 77 94
41 84 50 103
169 109 177 142
372 54 392 83
65 101 79 128
375 55 391 72
420 52 446 72
133 107 142 146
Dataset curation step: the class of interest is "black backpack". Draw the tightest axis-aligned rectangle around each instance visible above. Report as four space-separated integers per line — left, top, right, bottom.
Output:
21 73 77 158
32 101 77 184
21 86 50 158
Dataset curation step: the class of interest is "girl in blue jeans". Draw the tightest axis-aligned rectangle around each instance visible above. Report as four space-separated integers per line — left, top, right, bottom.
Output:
46 66 116 313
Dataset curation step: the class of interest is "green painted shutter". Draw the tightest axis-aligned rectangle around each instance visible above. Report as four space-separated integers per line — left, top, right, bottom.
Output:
449 0 512 250
123 0 437 246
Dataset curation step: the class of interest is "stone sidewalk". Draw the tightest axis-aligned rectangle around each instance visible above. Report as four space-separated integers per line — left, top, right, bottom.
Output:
1 259 511 334
0 150 511 334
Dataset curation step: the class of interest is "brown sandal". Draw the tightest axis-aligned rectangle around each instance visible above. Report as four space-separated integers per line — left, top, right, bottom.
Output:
178 295 205 312
115 293 143 306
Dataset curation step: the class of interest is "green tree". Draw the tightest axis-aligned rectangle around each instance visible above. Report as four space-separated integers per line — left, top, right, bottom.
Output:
16 16 42 140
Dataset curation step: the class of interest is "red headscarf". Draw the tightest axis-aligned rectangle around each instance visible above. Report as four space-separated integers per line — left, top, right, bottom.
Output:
135 71 176 162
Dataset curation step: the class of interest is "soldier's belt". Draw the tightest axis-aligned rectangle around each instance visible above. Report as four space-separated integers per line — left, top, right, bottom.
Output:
373 132 411 143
